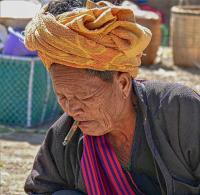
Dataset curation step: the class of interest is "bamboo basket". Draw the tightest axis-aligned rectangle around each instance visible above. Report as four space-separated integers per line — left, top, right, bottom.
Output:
136 16 161 65
171 5 200 67
121 1 161 65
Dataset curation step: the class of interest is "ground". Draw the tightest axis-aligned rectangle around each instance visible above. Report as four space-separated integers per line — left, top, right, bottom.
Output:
0 131 45 195
0 47 200 195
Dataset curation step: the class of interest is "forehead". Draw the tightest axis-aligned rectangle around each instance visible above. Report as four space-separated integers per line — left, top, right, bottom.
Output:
50 65 108 95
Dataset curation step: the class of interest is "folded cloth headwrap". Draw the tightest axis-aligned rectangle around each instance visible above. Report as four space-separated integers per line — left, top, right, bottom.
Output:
24 0 152 77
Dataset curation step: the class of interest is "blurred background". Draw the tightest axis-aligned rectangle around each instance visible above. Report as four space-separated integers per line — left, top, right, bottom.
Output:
0 0 199 194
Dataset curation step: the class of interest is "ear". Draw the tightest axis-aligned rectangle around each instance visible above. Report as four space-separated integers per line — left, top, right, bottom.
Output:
115 72 132 99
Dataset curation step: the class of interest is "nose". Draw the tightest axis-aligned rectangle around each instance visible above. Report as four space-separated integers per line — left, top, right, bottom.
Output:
65 97 84 117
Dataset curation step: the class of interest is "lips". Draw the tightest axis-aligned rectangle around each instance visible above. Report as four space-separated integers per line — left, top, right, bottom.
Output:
79 121 90 125
79 121 91 126
73 116 88 121
73 117 95 127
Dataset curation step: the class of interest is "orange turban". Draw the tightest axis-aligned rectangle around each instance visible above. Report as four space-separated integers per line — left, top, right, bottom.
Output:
24 0 152 77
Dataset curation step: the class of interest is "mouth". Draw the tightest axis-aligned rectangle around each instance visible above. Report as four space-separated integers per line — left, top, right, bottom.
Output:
79 120 90 125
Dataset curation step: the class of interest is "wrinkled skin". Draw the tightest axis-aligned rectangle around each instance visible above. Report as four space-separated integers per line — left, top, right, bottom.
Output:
50 65 137 163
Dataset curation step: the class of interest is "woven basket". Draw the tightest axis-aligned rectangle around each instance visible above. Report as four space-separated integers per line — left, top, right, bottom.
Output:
171 5 200 67
121 1 161 65
136 16 161 65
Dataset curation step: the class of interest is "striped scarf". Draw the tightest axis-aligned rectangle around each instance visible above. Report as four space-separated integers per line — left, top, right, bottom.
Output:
81 135 141 195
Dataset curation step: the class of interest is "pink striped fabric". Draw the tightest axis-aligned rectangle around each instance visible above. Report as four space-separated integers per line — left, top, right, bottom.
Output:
81 135 139 195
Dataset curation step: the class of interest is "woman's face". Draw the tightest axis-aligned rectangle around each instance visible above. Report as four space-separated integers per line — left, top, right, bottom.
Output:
50 65 131 136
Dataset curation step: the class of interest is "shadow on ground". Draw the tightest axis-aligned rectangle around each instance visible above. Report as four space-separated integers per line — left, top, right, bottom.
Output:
0 124 49 145
179 66 200 76
0 132 45 145
142 63 200 74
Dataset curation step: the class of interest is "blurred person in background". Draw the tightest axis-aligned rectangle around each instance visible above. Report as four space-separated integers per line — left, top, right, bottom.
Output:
24 0 200 194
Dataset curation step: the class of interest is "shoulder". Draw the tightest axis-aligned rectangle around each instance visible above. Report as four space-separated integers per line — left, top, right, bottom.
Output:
143 80 199 101
142 80 199 115
24 114 83 193
41 113 83 179
141 81 200 181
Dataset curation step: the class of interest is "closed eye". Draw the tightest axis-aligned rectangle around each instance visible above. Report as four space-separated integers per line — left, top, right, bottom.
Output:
78 88 103 101
78 93 96 101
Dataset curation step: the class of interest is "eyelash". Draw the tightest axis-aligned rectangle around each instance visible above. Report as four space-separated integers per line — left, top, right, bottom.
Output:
79 96 92 101
57 95 93 102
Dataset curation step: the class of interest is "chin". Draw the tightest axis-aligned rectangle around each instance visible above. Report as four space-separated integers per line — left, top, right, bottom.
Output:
80 127 109 136
78 121 111 136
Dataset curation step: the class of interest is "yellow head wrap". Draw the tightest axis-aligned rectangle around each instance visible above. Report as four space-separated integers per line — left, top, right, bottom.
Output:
24 0 152 77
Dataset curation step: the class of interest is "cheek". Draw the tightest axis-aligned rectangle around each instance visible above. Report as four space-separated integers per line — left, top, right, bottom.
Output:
98 105 112 126
79 97 120 135
99 93 118 117
93 92 116 118
82 100 100 117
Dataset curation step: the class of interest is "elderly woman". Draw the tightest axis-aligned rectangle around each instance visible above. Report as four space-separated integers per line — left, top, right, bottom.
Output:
24 0 200 195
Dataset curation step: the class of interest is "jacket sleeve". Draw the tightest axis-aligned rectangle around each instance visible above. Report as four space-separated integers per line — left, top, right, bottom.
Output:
178 90 200 180
149 84 200 194
24 114 74 195
173 88 200 194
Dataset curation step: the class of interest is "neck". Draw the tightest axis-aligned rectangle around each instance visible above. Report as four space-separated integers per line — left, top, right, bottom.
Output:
108 92 137 145
107 109 136 148
107 93 137 167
